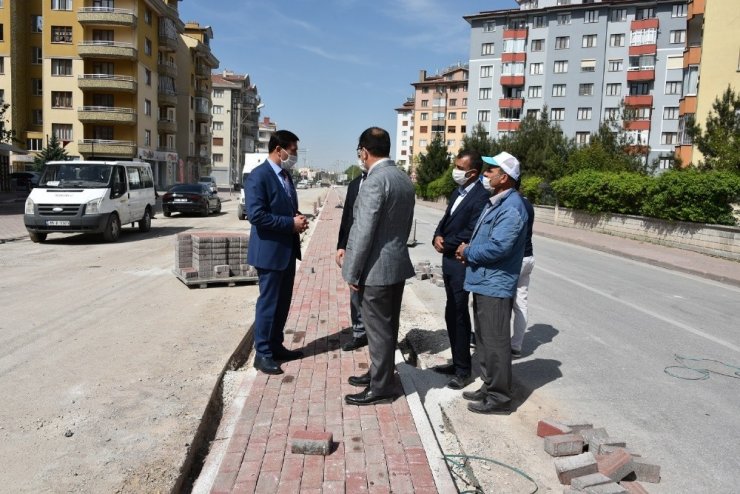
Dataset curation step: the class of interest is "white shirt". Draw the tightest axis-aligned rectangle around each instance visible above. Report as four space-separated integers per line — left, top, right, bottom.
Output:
450 180 478 214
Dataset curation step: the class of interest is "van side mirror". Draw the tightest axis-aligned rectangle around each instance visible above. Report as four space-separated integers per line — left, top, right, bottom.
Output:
112 183 122 197
234 183 242 191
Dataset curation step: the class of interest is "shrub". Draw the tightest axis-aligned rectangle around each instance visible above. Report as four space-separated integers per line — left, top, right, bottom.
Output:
551 170 650 215
520 176 545 204
425 166 456 200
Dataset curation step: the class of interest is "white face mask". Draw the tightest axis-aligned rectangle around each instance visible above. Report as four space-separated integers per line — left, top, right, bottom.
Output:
280 150 298 170
452 168 468 186
480 175 493 192
357 158 367 172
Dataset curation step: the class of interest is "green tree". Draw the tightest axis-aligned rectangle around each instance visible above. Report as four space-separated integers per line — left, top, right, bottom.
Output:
344 164 362 181
0 103 16 144
461 124 492 156
687 85 740 172
33 135 69 171
415 134 450 198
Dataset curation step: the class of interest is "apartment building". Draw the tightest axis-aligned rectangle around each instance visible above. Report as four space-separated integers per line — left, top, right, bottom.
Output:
676 0 739 166
0 0 217 188
210 70 261 187
410 64 469 165
394 98 414 171
465 0 688 167
255 116 276 154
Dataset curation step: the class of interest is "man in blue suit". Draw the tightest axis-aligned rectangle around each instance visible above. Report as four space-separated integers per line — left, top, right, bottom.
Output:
431 150 490 390
246 130 309 375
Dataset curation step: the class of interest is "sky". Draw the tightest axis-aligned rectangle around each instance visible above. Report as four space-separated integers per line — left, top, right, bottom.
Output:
178 0 519 172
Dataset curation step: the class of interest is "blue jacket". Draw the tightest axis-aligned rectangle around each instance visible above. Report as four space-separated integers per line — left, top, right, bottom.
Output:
246 160 301 270
463 188 529 298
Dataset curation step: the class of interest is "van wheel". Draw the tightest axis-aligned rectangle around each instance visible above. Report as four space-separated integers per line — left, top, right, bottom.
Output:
215 200 222 214
139 207 152 232
103 213 121 242
163 209 171 217
237 208 245 220
201 204 209 217
29 232 47 243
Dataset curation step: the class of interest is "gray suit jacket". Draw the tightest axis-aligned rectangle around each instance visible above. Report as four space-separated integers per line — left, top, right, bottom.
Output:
342 159 416 286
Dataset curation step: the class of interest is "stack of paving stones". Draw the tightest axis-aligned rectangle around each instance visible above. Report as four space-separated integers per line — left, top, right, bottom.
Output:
414 260 445 287
537 418 661 494
174 232 257 281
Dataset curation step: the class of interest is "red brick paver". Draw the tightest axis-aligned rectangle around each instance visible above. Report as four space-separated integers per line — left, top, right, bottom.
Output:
211 189 438 493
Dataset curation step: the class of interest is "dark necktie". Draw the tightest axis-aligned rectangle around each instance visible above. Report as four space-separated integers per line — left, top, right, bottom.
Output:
280 170 294 201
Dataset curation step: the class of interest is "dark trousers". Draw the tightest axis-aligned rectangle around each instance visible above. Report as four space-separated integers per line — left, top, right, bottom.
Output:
442 256 472 377
472 293 513 404
254 260 296 358
361 282 405 394
349 288 365 338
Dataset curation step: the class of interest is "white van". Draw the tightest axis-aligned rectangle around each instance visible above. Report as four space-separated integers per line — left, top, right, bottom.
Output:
238 153 268 220
24 160 157 243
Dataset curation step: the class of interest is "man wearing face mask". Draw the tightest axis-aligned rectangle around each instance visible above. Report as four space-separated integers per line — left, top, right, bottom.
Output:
246 130 309 375
431 150 489 390
454 152 528 414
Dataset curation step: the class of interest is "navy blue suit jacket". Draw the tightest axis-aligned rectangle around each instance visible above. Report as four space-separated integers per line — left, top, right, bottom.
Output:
246 161 301 270
433 180 490 258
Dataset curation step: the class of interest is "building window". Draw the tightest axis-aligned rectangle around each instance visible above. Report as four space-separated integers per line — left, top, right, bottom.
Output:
32 109 43 125
631 29 657 46
51 58 72 76
145 68 151 86
606 83 621 96
581 59 596 72
661 132 678 145
32 79 43 96
461 112 467 120
503 38 526 53
552 84 566 97
213 154 223 163
665 81 682 95
481 42 494 55
528 86 542 98
144 129 151 146
576 132 591 144
419 139 427 147
499 108 522 121
670 30 686 44
584 10 599 23
449 99 457 106
502 62 525 76
663 107 679 120
557 13 571 25
31 47 43 64
421 87 429 93
611 8 627 22
526 109 539 118
419 126 428 133
555 36 570 50
553 60 568 73
447 125 456 133
31 15 43 33
636 7 655 20
211 89 222 98
51 0 72 10
212 137 223 146
533 15 545 28
51 26 72 43
0 58 3 75
462 98 467 105
480 65 492 78
582 34 597 48
579 83 594 96
610 34 625 47
448 112 457 120
531 39 544 52
144 38 152 56
483 21 495 32
144 8 152 25
51 91 72 108
678 114 694 145
52 123 72 141
605 107 620 120
550 108 565 121
478 110 490 122
27 138 43 151
419 99 428 107
213 105 223 114
625 107 651 120
144 99 151 116
213 121 223 131
683 65 699 96
479 88 491 100
672 4 687 17
608 59 623 72
420 113 428 121
658 157 674 170
530 62 543 75
629 54 656 71
577 107 592 120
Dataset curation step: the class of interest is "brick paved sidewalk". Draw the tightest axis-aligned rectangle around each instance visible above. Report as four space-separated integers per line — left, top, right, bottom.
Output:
210 189 440 494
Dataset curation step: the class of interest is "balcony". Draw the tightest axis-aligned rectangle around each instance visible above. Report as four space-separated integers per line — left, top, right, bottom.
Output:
195 64 211 78
497 121 521 132
627 68 655 82
195 133 209 145
688 0 705 19
502 52 526 63
195 109 210 122
157 60 178 78
158 34 178 52
78 41 137 60
503 28 528 39
684 45 702 66
500 75 525 87
195 88 210 98
629 44 657 56
78 74 137 93
680 95 698 114
631 18 659 30
158 90 177 107
499 98 524 109
624 95 653 107
78 7 136 27
157 119 177 134
624 120 651 131
78 106 137 125
78 139 136 158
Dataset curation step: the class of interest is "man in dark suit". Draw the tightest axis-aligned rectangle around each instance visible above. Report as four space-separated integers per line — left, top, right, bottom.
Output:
336 171 368 351
342 127 416 406
246 129 309 375
432 150 490 389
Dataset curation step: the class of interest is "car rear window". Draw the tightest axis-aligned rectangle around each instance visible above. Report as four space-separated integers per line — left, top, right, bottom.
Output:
170 184 205 193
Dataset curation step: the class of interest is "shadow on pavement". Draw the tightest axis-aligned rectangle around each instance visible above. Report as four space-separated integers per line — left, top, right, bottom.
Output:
38 225 193 245
511 357 563 409
521 323 559 358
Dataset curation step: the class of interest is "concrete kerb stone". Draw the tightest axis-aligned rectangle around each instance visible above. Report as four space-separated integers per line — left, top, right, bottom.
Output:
596 448 635 482
571 472 613 490
545 433 586 457
554 452 598 485
579 427 609 453
583 482 629 493
630 457 661 483
537 418 573 437
290 430 333 456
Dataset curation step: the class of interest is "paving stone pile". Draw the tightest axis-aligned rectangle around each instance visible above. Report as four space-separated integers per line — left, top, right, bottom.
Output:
174 231 256 281
414 261 444 287
537 418 660 494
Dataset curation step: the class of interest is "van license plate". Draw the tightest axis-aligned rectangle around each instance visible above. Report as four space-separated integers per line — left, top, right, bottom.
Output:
46 220 70 226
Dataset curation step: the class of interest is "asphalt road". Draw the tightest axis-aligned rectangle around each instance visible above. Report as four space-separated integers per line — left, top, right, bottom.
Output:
408 199 740 493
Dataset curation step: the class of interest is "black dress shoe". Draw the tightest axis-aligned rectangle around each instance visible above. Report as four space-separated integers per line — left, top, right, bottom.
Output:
467 397 511 415
431 363 456 375
272 347 304 361
462 388 486 401
511 348 523 359
344 387 395 406
342 335 368 351
254 355 283 375
348 371 371 387
447 374 473 390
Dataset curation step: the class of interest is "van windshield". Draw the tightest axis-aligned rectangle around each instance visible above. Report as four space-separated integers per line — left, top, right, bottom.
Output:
40 164 112 188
